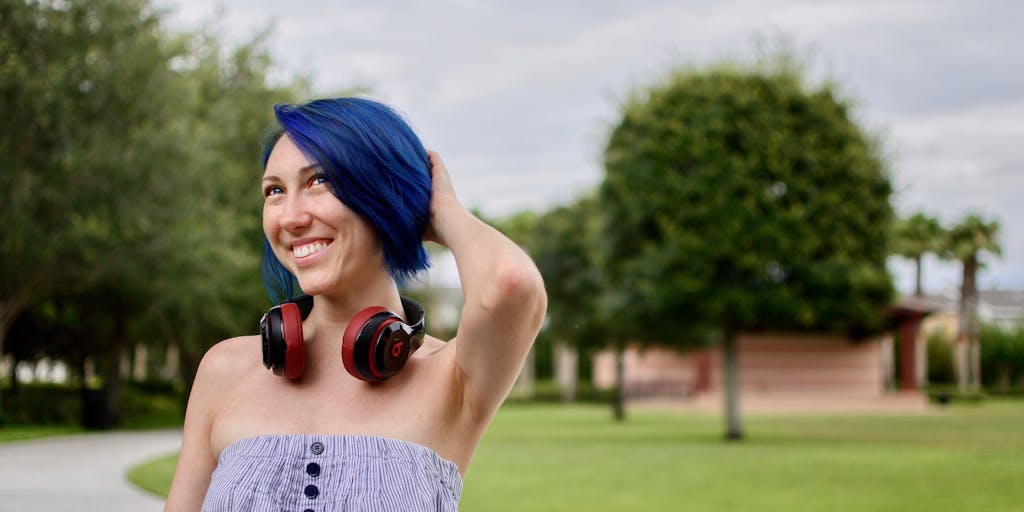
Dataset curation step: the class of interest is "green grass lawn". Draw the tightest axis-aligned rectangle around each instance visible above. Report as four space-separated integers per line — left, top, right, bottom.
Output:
127 400 1024 511
127 451 180 497
0 425 81 443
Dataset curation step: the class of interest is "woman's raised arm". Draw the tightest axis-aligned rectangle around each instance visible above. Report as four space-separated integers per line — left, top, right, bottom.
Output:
424 151 547 422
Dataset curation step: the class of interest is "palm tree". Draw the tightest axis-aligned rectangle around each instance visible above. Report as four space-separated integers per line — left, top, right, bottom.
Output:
945 214 1002 391
893 213 945 296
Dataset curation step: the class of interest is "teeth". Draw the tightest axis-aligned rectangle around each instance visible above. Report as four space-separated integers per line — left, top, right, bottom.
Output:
293 241 328 258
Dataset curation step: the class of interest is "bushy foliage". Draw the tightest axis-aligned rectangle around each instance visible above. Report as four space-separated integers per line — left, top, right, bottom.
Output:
1 0 307 425
926 330 955 385
980 324 1024 391
602 65 894 342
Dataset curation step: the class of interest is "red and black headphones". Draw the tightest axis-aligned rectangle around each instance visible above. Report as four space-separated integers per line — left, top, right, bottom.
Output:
260 295 425 382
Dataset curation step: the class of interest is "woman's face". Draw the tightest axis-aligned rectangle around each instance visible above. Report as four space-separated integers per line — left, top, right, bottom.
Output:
262 134 383 296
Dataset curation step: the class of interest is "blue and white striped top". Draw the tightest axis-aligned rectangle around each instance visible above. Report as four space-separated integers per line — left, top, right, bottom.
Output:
201 434 463 511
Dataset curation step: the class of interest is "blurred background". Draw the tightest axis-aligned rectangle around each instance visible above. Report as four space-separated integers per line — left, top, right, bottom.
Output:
1 1 1022 510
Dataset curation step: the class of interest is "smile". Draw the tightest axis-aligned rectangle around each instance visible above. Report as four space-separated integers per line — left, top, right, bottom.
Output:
293 240 331 259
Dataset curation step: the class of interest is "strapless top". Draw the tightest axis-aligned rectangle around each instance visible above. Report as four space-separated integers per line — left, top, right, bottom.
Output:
201 434 463 511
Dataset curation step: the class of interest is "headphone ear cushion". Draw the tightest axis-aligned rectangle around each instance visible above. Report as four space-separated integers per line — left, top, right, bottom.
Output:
342 306 392 381
279 302 305 380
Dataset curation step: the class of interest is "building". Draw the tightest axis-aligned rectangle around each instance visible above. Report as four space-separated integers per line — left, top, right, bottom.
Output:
589 298 943 412
589 290 1024 411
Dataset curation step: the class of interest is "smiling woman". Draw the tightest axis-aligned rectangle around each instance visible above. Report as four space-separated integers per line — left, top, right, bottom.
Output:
163 97 547 511
259 99 434 303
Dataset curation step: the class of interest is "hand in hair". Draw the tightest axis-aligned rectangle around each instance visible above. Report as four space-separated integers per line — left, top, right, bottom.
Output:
424 150 460 245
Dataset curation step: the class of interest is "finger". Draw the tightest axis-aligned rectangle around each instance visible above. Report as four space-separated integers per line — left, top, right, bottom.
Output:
427 150 446 172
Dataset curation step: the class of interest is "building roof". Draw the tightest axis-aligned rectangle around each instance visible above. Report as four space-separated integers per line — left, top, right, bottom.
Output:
913 289 1024 324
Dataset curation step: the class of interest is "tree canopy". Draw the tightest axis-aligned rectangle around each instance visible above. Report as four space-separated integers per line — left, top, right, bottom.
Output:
528 195 605 350
0 0 306 424
601 63 895 436
892 212 945 296
602 65 894 340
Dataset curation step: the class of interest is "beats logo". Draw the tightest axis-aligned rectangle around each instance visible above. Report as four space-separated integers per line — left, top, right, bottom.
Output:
391 341 404 358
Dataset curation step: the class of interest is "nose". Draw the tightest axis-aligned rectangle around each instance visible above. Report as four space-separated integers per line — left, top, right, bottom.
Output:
279 194 313 232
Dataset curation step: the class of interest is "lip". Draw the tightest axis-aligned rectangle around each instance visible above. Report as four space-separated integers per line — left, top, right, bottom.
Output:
289 237 333 267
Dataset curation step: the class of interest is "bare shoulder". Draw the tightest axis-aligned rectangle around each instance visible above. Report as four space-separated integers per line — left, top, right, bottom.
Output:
195 335 263 389
166 337 260 510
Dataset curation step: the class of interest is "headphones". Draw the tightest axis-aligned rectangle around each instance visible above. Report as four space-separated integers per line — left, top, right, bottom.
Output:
260 295 426 382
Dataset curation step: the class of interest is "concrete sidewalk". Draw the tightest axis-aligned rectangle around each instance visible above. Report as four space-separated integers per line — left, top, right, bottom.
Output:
0 429 182 512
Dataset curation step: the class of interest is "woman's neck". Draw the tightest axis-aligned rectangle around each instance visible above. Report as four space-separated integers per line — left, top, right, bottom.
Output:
302 274 405 346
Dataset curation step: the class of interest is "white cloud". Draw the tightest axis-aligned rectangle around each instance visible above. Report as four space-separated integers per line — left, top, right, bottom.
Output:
159 0 1024 292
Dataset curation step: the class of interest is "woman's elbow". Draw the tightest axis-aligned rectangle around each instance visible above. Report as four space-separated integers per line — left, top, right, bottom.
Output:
481 258 547 323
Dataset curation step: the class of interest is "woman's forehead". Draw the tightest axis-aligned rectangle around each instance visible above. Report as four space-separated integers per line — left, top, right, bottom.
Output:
264 134 316 175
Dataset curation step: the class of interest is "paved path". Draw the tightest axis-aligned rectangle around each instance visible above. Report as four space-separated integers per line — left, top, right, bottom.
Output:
0 429 182 512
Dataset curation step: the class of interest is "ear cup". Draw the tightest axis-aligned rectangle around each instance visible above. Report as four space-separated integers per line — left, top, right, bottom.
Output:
342 307 392 382
279 302 305 380
260 302 306 379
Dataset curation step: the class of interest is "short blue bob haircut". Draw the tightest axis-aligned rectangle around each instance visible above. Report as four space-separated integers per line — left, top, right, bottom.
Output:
260 97 432 304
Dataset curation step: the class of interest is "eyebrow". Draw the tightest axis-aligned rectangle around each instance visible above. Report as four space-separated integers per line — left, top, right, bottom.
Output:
261 164 322 184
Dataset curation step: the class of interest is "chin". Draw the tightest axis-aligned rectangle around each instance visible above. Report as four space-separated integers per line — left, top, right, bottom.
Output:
293 272 338 297
295 281 333 298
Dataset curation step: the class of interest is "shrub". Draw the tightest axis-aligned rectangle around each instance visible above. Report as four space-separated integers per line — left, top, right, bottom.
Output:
980 324 1024 392
0 380 182 428
926 330 955 385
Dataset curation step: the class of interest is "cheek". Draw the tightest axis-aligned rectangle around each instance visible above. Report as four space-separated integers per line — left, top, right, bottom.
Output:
262 210 277 240
350 214 380 248
262 209 290 260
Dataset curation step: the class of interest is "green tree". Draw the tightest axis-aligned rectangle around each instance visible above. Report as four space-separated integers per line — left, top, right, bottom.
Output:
528 196 610 406
944 214 1001 392
602 63 894 438
0 0 193 422
893 213 945 296
140 28 306 406
1 0 306 424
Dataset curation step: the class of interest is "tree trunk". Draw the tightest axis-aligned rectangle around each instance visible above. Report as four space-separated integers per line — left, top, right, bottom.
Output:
723 327 743 441
958 255 980 392
178 343 202 412
612 341 626 421
7 357 18 395
914 255 924 297
77 352 97 429
101 305 129 428
0 302 20 424
554 342 578 402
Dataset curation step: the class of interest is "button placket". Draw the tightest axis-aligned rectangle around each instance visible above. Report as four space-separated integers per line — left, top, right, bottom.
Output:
303 441 324 506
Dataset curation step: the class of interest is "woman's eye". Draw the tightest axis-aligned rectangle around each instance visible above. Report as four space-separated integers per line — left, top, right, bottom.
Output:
311 174 327 187
264 185 284 197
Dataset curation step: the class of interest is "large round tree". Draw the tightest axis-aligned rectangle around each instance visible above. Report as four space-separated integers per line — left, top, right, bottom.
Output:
601 64 894 439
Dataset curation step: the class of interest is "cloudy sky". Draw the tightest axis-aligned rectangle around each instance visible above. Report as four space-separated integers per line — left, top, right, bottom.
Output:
159 0 1023 295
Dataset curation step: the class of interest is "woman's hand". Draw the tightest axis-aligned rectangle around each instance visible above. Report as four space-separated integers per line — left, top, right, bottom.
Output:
424 150 464 245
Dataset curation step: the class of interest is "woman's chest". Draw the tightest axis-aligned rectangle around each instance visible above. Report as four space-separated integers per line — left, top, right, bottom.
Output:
209 355 465 464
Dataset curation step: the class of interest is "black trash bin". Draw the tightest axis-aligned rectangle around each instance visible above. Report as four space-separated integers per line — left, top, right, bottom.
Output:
82 389 107 430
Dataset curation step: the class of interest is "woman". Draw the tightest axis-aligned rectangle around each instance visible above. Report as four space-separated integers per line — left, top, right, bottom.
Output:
165 97 546 511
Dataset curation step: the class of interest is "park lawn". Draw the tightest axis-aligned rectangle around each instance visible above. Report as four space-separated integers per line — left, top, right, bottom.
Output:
0 425 80 443
127 451 180 497
129 400 1024 511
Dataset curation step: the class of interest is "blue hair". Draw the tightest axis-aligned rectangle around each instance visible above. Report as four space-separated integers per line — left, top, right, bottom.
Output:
260 97 432 304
